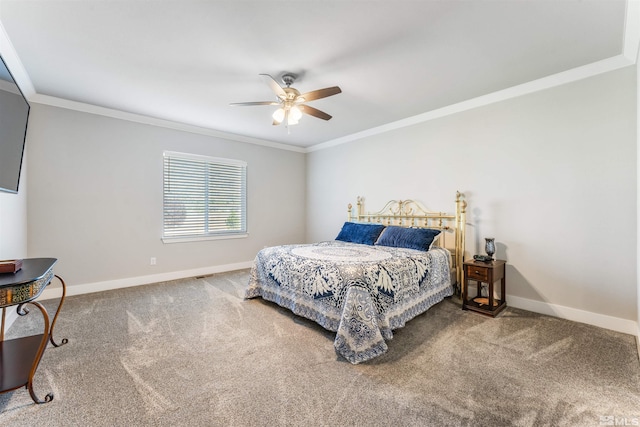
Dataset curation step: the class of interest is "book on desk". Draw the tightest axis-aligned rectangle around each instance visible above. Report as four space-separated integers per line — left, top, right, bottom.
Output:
0 259 23 274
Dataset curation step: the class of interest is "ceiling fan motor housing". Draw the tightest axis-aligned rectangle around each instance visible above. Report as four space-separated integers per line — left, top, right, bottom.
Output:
281 73 297 87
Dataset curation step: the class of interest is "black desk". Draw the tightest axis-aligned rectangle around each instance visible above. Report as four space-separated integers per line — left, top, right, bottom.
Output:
0 258 67 404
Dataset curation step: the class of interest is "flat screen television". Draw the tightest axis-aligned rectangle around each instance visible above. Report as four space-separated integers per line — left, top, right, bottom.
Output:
0 54 30 194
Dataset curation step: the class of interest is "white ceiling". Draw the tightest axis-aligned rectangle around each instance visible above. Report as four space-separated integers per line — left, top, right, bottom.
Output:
0 0 634 149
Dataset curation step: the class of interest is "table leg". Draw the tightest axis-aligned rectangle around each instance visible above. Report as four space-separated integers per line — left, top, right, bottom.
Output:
1 307 5 341
462 278 468 307
18 301 54 404
488 279 494 309
49 275 68 347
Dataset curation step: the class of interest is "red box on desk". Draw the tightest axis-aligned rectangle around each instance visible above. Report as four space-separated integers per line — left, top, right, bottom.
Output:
0 259 23 273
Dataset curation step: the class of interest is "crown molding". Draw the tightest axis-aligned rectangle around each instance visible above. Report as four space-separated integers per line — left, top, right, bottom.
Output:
624 0 640 62
0 21 35 99
308 55 634 152
29 94 306 153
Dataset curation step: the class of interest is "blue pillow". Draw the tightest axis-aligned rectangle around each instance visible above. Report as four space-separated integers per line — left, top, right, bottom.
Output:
335 222 386 245
375 226 441 251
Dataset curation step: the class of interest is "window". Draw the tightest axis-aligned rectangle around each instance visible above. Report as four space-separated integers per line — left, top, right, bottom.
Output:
163 151 247 242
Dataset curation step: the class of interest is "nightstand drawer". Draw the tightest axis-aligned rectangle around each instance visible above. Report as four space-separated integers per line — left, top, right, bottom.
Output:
466 265 489 281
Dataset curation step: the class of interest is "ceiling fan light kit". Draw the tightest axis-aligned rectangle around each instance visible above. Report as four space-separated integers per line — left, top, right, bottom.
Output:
231 72 341 128
273 105 302 125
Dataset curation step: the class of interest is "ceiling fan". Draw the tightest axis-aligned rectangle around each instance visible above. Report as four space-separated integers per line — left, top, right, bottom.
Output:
230 73 341 127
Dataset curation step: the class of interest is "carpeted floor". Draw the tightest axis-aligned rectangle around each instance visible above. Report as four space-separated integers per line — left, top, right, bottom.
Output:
0 269 638 426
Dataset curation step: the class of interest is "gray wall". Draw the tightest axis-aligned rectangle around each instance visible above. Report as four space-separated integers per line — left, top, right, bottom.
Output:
26 104 306 287
0 158 27 259
307 66 637 321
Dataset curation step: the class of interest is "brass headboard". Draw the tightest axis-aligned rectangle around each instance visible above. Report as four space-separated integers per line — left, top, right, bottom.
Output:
347 192 467 292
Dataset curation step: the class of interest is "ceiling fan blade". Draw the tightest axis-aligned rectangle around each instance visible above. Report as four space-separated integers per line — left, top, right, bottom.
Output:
298 86 341 102
259 74 286 99
299 104 332 121
230 101 280 106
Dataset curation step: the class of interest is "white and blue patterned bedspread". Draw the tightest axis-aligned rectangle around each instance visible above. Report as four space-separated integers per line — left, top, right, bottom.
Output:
245 241 453 364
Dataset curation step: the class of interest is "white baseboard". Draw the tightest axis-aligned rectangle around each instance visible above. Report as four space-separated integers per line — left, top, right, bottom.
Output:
508 295 639 336
39 261 254 301
3 261 253 331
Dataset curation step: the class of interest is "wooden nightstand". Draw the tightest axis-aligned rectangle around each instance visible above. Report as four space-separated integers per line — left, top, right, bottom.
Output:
462 259 506 317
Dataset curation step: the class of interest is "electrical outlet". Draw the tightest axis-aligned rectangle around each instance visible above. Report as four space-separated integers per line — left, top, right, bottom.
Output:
150 257 156 266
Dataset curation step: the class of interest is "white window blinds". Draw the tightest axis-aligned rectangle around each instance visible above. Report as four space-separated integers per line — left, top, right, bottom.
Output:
163 151 247 241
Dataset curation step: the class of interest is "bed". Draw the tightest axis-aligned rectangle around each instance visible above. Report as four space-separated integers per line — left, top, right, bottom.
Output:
245 193 467 364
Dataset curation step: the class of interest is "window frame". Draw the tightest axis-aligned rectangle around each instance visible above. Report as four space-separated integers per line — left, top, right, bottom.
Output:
162 151 248 244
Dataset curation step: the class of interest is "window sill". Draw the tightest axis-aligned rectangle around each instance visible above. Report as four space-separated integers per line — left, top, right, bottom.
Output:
162 233 249 244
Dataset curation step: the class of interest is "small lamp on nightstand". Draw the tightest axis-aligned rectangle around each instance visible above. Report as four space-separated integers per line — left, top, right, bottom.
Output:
484 237 495 260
